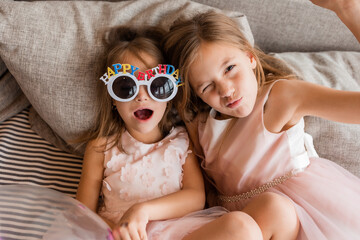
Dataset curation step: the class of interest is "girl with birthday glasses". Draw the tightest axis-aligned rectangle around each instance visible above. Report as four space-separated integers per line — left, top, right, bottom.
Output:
76 25 299 240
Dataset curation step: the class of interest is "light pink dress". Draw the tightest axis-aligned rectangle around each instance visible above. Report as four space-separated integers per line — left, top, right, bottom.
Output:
198 81 360 240
98 126 227 240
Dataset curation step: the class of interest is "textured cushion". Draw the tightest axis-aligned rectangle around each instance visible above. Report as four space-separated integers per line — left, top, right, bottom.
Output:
194 0 360 53
0 0 252 154
0 57 30 122
274 51 360 177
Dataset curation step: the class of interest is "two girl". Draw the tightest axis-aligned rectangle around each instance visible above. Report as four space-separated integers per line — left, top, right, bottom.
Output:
76 26 298 239
162 1 360 239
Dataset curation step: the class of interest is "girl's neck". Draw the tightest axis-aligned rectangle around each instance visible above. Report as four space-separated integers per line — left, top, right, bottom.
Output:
127 127 164 144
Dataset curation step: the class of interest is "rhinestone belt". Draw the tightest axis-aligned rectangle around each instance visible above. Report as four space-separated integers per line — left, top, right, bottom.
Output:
218 171 295 203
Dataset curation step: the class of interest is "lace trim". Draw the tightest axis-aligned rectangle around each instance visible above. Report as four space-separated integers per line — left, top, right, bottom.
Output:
218 170 295 202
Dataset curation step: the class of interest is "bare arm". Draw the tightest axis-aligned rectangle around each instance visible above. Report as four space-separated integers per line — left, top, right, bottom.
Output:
76 138 107 221
310 0 360 43
265 80 360 133
295 81 360 123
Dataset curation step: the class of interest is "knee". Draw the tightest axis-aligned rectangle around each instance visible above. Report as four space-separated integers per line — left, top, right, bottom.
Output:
256 192 299 239
221 212 262 240
257 192 297 221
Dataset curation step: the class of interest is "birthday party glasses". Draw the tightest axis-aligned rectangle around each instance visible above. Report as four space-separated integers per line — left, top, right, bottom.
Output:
100 64 181 102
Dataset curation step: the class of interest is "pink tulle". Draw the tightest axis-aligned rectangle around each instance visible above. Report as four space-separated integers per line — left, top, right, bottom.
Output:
147 206 228 240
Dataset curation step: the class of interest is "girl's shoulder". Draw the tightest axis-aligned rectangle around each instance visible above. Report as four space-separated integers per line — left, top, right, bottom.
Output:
267 79 303 105
264 79 303 132
86 136 108 152
82 137 107 167
268 79 321 106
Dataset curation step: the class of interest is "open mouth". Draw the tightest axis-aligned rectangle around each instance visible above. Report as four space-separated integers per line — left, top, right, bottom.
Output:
134 108 154 120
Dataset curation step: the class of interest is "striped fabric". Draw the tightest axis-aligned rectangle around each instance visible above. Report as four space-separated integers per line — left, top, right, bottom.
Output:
0 107 83 240
0 185 110 240
0 107 82 197
0 185 61 240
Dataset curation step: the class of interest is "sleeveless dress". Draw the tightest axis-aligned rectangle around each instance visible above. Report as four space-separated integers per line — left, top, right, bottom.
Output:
98 126 228 240
198 81 360 240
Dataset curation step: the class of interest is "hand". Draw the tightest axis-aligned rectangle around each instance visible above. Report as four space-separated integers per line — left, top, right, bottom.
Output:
112 203 149 240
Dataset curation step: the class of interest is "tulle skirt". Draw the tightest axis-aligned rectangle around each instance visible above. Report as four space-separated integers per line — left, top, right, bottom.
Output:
146 206 228 240
223 157 360 240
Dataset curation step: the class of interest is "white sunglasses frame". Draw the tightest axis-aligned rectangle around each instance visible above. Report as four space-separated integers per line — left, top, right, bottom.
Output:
106 72 179 102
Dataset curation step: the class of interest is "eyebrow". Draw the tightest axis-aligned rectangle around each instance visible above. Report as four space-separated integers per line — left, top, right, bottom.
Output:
223 54 238 68
194 56 235 92
221 58 231 68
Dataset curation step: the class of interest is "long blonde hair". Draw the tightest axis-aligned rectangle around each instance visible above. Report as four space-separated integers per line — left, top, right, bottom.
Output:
162 11 296 122
79 26 176 152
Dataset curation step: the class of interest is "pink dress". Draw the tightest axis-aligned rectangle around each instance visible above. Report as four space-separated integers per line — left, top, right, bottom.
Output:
98 126 227 240
198 81 360 240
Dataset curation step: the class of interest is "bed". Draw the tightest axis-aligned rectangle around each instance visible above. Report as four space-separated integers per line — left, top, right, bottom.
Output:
1 0 360 239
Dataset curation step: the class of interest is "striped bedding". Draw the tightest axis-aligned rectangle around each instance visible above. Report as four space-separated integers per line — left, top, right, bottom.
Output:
0 107 83 240
0 185 110 240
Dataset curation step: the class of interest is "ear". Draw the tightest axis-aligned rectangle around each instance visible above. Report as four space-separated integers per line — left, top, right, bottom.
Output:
246 52 257 69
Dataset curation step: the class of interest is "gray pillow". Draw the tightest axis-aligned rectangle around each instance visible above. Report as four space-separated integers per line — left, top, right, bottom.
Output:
0 0 252 154
0 57 30 122
194 0 360 53
273 51 360 177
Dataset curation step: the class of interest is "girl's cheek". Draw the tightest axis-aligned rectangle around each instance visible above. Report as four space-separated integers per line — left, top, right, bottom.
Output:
204 93 216 106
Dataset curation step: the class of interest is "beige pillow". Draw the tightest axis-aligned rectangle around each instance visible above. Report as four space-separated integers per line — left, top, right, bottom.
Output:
274 51 360 177
0 0 253 154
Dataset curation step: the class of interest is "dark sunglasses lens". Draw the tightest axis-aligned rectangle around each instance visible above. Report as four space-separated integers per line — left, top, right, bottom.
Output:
150 77 174 100
112 76 137 99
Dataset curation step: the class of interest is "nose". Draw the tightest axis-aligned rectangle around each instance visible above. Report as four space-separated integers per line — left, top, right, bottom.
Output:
135 85 149 101
217 81 235 98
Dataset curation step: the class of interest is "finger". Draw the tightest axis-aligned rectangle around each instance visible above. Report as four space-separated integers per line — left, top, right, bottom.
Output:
117 226 132 240
127 223 141 240
138 227 148 240
111 229 121 240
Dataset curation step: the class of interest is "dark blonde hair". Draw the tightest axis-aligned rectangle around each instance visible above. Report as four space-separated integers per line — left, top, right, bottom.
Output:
79 26 176 152
162 11 296 122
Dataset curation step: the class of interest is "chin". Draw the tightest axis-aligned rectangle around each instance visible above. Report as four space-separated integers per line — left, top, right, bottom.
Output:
233 107 252 118
136 126 157 134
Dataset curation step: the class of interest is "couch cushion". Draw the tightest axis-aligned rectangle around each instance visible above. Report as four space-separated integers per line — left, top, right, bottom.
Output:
0 58 30 123
274 51 360 176
0 0 252 154
194 0 360 53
